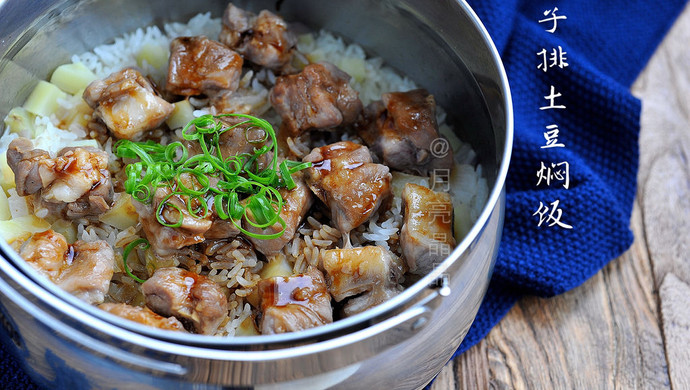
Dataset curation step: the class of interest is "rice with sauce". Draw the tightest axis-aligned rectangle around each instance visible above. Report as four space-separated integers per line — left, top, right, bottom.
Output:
0 11 488 336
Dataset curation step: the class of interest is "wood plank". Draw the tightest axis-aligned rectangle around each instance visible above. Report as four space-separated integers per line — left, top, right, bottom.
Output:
442 203 668 390
631 4 690 389
659 274 690 389
640 147 690 287
632 3 690 190
601 204 670 390
632 0 690 290
430 360 456 390
430 331 489 389
453 341 489 389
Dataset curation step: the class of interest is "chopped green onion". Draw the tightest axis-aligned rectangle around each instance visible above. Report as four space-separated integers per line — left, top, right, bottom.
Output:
279 161 296 190
155 192 185 228
123 238 149 283
285 160 313 173
114 114 311 240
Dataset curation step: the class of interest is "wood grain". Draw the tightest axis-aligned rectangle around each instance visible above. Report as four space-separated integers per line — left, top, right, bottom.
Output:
431 2 690 389
634 4 690 289
659 274 690 390
432 201 669 390
632 2 690 389
451 341 488 389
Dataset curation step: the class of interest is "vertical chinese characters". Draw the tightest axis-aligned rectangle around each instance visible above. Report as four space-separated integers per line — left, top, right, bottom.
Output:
539 7 567 33
542 124 565 148
534 7 573 229
537 46 568 72
540 85 566 110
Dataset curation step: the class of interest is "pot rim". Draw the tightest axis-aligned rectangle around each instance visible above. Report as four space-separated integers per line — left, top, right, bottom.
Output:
0 0 513 349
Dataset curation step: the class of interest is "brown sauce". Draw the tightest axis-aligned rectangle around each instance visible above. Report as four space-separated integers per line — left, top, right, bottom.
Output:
261 274 318 309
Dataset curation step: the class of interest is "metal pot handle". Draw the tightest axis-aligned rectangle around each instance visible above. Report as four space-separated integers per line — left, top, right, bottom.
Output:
253 286 443 363
0 275 188 377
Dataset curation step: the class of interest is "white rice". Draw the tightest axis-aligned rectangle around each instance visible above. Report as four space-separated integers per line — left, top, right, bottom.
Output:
0 115 87 159
73 12 221 82
296 31 417 105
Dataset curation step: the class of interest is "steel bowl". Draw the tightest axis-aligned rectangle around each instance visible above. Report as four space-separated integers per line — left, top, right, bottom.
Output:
0 0 512 388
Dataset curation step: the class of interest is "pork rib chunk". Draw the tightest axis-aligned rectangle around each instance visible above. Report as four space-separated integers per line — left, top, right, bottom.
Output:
244 173 313 256
322 246 404 316
19 230 116 304
83 68 173 140
220 3 296 70
400 183 456 275
167 36 244 96
303 141 391 234
358 89 453 176
18 229 69 281
270 62 362 136
258 267 333 334
7 137 114 220
142 267 228 334
98 303 186 332
57 240 117 304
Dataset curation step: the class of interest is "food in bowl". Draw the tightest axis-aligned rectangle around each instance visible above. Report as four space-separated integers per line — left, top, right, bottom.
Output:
0 3 488 336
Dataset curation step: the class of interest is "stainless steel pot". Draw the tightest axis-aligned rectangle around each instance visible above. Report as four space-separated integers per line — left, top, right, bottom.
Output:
0 0 512 388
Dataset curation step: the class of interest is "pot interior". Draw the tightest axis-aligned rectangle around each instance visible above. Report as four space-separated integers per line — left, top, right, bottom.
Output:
0 0 510 345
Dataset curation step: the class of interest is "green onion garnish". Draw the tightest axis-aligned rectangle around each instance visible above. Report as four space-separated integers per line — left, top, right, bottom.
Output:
123 238 149 283
114 114 311 240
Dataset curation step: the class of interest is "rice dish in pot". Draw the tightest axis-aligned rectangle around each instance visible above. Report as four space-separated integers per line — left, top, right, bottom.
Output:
0 4 488 337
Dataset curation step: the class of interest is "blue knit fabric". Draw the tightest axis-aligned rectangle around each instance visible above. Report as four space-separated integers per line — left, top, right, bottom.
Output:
454 0 688 357
1 1 688 388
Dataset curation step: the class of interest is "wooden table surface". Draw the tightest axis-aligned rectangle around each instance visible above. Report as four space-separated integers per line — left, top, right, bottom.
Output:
432 3 690 389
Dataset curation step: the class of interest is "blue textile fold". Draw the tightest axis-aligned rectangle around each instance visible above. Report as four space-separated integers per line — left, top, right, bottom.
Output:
455 0 688 357
1 0 688 388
